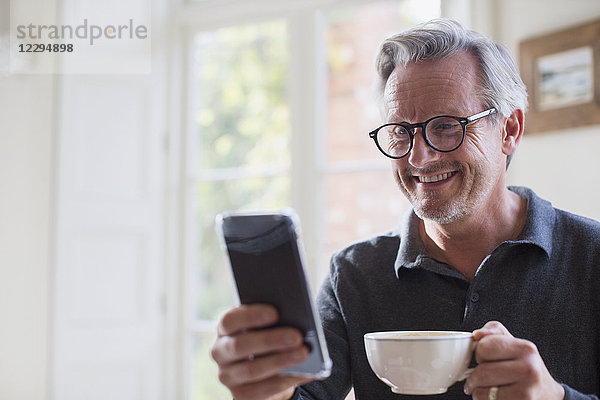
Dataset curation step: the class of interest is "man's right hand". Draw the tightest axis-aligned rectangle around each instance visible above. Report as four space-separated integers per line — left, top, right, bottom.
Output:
211 304 313 400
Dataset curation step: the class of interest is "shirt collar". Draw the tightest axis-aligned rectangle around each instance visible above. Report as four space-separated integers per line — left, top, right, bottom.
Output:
394 186 554 278
507 186 554 255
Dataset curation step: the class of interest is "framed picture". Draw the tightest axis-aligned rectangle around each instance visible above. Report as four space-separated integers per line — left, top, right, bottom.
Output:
519 18 600 134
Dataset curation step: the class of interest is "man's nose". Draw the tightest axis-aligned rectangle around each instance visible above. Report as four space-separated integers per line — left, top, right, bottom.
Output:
408 129 441 168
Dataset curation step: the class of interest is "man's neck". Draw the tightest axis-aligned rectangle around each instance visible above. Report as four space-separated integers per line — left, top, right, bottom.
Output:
419 187 527 281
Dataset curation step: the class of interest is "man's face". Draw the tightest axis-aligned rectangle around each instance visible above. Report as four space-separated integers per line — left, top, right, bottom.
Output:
383 52 506 224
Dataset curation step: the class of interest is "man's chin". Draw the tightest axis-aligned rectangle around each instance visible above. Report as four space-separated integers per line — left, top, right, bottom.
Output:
412 201 465 224
415 210 461 224
398 179 466 223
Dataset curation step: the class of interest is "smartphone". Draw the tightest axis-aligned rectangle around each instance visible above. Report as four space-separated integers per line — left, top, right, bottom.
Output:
216 209 332 379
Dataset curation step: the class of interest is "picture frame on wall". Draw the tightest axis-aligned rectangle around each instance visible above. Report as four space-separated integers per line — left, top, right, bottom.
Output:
519 18 600 134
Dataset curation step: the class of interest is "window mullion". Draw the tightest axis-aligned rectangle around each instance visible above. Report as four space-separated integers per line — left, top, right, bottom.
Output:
193 166 290 182
288 10 325 288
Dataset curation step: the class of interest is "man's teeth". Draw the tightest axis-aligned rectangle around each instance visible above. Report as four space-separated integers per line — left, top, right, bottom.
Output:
418 172 453 183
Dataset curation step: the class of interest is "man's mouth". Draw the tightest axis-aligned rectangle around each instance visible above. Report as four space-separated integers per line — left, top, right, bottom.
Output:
417 172 456 183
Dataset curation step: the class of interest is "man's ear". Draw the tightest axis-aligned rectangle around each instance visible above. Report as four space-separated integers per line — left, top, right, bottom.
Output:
501 108 524 156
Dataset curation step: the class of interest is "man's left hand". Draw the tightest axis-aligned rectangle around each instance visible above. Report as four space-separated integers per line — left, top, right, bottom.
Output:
464 321 565 400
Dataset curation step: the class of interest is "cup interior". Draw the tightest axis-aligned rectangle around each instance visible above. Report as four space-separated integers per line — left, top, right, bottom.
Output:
365 330 472 340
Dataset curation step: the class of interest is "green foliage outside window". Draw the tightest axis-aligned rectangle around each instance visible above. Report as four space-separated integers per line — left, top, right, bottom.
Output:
195 21 290 171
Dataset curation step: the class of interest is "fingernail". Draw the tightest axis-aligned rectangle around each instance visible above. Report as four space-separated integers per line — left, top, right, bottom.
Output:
464 383 471 395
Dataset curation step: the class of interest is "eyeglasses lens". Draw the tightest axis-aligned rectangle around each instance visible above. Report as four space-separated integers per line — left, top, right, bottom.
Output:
377 125 411 158
426 116 463 151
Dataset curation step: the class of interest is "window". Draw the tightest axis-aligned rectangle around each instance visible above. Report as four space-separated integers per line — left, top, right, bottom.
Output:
321 0 440 273
189 20 291 399
181 1 441 398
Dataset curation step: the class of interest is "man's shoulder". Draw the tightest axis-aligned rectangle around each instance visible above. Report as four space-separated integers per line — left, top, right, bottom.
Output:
529 188 600 255
513 185 600 238
331 230 401 269
326 231 402 289
553 206 600 239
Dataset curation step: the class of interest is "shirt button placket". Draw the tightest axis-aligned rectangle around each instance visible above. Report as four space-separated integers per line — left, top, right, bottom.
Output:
463 289 480 322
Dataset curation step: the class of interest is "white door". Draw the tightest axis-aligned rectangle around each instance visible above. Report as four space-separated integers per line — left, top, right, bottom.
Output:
52 74 164 400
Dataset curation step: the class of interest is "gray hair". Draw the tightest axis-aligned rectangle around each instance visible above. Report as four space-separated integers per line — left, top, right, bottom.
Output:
374 18 528 120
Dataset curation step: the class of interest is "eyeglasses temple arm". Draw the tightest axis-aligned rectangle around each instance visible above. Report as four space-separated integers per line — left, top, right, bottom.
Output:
467 108 497 123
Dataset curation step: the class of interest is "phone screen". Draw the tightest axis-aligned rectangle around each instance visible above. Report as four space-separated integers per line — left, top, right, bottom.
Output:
226 217 311 329
217 211 332 379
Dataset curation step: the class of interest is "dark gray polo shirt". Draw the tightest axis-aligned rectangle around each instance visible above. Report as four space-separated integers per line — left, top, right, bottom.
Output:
296 186 600 400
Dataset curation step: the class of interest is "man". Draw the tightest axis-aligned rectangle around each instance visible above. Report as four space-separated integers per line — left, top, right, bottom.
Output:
211 19 600 400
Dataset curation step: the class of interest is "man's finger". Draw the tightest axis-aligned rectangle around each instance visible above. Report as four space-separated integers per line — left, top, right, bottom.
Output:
230 375 312 400
218 345 309 387
465 359 524 392
468 385 512 400
217 304 278 336
212 327 304 364
472 320 513 341
476 335 538 363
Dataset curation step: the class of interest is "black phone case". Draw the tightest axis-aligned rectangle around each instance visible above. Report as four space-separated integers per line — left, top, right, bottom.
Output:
217 210 332 379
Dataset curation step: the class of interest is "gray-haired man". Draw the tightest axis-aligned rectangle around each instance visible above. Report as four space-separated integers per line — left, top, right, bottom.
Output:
211 19 600 400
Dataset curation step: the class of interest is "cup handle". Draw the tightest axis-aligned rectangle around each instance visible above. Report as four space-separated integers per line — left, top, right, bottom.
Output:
459 368 474 381
459 337 479 381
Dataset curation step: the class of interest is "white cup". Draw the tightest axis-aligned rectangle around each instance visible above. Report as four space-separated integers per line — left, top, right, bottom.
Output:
364 331 475 395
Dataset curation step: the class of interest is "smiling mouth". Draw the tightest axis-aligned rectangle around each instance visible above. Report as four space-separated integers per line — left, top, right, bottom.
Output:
417 172 456 183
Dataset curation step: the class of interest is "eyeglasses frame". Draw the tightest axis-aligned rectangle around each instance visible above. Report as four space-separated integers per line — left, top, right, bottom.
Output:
369 108 497 159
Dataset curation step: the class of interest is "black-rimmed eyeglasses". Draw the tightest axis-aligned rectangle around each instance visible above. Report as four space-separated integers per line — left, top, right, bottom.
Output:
369 108 497 159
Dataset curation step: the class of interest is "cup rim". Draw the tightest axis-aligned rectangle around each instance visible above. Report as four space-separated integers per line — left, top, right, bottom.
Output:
364 330 473 341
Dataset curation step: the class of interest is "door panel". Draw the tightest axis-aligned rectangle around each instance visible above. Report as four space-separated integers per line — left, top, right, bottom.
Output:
53 75 163 400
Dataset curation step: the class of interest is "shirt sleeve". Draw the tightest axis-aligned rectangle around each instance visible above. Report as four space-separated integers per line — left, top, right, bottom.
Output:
562 384 600 400
293 256 353 399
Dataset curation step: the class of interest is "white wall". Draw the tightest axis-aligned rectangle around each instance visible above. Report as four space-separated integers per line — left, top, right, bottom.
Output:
496 0 600 220
0 75 54 399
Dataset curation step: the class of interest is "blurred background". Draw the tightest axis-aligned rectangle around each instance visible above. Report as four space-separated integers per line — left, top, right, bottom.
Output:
1 0 600 399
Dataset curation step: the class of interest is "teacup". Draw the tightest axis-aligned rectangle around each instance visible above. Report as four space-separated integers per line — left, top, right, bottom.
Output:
364 331 475 395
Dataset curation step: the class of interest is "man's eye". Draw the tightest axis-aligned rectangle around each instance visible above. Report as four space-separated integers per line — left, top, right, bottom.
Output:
432 123 459 132
430 118 461 134
388 127 409 139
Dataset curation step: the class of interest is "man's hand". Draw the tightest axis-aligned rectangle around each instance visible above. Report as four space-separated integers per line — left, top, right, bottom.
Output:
464 321 565 400
211 304 313 400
